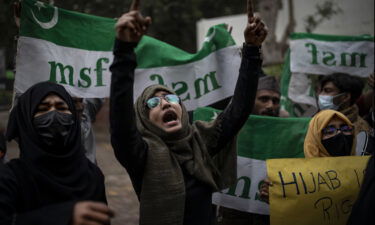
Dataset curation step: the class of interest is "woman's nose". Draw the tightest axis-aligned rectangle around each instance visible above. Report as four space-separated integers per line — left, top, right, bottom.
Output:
160 98 171 109
265 100 274 108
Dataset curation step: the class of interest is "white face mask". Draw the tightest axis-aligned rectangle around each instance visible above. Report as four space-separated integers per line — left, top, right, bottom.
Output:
318 93 345 110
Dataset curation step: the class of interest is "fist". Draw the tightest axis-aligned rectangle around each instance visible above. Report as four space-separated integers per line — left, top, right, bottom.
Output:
115 11 152 43
244 16 268 46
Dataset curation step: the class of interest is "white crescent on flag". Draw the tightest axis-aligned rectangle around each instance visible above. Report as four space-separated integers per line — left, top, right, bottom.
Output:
204 28 216 43
31 1 58 29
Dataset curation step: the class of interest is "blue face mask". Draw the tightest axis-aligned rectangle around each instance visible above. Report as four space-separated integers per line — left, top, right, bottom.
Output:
318 93 345 110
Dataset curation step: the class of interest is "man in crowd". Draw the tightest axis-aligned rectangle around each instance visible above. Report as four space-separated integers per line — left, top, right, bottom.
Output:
317 73 372 155
357 73 374 129
217 75 281 225
251 75 281 117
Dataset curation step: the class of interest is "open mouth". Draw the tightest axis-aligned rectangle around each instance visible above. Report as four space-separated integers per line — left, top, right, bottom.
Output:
162 110 178 126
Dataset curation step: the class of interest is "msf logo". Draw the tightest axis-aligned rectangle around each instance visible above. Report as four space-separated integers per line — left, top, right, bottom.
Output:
48 58 109 88
305 42 368 68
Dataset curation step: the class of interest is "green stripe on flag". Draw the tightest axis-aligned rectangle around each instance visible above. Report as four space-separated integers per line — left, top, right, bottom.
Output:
20 0 116 51
280 50 296 116
20 0 236 69
291 33 374 42
135 24 236 68
194 107 311 160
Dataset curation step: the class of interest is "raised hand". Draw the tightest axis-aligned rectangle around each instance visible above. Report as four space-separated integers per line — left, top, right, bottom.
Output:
244 0 268 46
115 0 152 43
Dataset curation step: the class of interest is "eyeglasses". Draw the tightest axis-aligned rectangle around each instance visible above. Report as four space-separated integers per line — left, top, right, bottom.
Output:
322 125 353 136
146 94 180 109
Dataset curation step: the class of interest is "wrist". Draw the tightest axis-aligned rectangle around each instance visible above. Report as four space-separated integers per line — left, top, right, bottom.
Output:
114 39 138 55
242 43 262 59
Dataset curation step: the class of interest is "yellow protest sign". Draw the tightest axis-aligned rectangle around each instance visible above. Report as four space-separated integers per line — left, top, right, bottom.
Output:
267 156 370 225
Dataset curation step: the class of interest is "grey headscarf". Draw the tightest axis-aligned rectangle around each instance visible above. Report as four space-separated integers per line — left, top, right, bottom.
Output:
135 84 237 225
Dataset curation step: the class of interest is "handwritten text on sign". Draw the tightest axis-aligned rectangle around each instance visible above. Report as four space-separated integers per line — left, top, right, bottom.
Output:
266 156 370 225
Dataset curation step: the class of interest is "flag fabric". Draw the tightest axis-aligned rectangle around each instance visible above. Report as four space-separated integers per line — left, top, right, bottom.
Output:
16 0 115 98
194 107 311 215
16 0 241 111
281 33 374 117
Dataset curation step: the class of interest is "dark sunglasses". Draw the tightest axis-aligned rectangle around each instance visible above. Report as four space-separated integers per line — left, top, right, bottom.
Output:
322 125 353 136
146 94 180 109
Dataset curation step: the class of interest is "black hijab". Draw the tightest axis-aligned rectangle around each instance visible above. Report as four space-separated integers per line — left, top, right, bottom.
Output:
5 82 106 212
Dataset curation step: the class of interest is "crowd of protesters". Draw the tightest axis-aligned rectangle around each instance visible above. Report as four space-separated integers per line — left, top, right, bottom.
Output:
0 0 373 225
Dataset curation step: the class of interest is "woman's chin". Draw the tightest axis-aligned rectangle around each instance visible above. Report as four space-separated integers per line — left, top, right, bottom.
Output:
162 122 182 133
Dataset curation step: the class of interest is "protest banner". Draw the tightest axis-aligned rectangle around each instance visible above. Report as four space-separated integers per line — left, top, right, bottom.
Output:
16 0 241 110
267 156 370 225
280 33 374 117
194 107 311 215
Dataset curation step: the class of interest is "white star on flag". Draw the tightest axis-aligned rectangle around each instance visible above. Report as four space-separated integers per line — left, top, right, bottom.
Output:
34 1 46 10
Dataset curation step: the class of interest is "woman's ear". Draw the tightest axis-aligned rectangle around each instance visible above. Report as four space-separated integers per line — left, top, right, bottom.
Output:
343 93 352 105
333 93 351 106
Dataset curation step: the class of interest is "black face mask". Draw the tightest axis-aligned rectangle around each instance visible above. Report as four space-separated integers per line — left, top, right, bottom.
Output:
33 110 74 148
322 133 354 156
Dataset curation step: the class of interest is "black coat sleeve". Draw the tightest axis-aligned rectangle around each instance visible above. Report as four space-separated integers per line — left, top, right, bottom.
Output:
109 40 148 196
0 165 19 224
0 167 75 225
211 44 262 154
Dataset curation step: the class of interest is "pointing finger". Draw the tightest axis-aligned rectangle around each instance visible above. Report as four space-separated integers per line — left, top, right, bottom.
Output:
247 0 254 19
130 0 140 11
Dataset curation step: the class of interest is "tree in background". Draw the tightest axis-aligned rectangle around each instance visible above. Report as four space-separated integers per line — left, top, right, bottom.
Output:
258 0 295 65
258 0 341 66
304 1 342 33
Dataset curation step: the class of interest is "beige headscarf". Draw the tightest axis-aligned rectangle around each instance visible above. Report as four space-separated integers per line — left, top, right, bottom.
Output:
304 110 355 158
135 85 237 225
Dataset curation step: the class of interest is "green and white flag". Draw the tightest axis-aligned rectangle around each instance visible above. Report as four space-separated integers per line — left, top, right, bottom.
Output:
281 33 374 117
134 27 240 111
16 0 115 98
194 107 311 215
16 0 241 110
